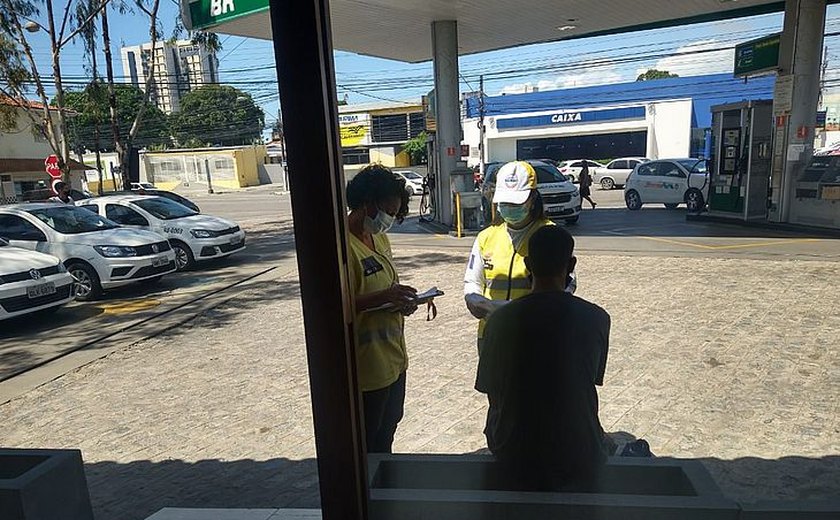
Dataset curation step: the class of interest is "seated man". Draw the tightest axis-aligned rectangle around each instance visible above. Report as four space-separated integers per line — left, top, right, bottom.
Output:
475 225 610 491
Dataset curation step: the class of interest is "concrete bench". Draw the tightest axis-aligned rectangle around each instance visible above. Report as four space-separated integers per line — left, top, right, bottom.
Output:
368 454 738 520
0 448 93 520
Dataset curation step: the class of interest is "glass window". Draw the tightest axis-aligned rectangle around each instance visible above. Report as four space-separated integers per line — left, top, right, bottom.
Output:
372 114 408 143
586 160 602 168
106 204 150 226
342 148 371 165
79 204 100 214
657 162 685 177
571 161 583 168
677 159 707 174
0 214 47 241
26 206 118 234
635 163 657 176
609 160 627 169
533 164 566 183
133 197 197 220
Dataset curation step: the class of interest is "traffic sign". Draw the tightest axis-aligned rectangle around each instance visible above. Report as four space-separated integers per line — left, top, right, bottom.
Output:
734 33 781 77
51 178 63 194
45 155 62 178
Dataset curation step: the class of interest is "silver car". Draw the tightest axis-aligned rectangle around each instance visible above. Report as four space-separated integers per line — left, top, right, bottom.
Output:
593 157 649 190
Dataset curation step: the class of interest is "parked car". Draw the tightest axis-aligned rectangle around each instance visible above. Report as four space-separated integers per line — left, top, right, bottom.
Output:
76 195 245 271
121 189 200 213
394 170 425 196
593 157 650 190
624 158 709 212
557 159 605 183
0 238 75 320
0 204 176 300
22 187 93 202
481 160 582 225
131 182 157 190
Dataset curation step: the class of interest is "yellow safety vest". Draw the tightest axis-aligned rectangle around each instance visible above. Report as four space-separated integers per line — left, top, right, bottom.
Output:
348 232 407 392
476 218 553 338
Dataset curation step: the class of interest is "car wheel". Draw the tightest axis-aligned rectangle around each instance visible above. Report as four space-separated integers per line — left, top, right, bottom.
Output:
171 241 195 271
685 189 705 213
67 262 102 301
567 174 577 183
664 203 680 210
600 178 615 190
625 190 643 210
565 216 580 225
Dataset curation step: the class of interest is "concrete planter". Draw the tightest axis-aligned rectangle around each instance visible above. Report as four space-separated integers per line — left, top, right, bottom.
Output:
368 454 739 520
0 448 94 520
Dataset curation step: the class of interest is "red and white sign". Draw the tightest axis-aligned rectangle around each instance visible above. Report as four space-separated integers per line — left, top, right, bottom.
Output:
796 125 809 139
51 178 63 195
45 155 62 178
446 146 457 157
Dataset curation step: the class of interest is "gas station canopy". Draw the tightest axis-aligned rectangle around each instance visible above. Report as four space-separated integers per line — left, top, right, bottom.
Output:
184 0 809 63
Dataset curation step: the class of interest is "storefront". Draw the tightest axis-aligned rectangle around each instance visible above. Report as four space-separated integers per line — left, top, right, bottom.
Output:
463 73 776 165
338 101 425 169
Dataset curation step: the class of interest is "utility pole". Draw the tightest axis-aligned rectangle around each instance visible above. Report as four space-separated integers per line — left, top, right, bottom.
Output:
478 74 486 178
204 158 215 194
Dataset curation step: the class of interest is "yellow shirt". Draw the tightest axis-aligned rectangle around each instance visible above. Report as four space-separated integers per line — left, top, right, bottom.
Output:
348 232 408 392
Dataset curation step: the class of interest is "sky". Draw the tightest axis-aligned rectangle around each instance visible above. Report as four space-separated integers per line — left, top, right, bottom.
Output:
18 2 840 134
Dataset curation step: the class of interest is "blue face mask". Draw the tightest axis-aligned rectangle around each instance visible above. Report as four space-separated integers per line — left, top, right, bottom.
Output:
498 203 530 225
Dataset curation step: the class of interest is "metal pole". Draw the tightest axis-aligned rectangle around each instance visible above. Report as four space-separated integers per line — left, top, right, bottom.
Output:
432 20 460 227
204 158 214 194
478 74 485 178
267 0 368 518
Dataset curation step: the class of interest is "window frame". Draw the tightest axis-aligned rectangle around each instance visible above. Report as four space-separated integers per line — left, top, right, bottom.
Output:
0 214 48 241
105 203 151 227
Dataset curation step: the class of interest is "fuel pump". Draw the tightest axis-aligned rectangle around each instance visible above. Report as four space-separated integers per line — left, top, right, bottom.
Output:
709 100 773 220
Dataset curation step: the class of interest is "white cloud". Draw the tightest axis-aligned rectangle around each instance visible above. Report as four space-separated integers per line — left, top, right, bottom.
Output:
637 39 735 79
498 66 627 95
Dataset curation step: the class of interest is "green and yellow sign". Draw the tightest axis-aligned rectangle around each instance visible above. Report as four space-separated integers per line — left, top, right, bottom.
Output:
186 0 268 30
734 33 781 77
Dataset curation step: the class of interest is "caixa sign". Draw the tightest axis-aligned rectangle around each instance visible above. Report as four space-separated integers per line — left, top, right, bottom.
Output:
496 106 645 130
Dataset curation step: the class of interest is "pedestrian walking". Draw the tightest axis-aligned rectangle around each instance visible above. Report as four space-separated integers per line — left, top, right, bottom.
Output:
578 163 597 209
346 164 417 453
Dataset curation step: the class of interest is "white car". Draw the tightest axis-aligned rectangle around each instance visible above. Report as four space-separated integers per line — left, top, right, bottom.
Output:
0 204 176 301
624 158 709 212
482 160 582 224
77 195 245 271
557 159 604 183
0 239 75 320
131 182 156 190
394 170 425 196
593 157 649 190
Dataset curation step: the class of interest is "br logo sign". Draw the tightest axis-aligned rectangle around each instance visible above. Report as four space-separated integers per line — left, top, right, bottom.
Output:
45 155 62 179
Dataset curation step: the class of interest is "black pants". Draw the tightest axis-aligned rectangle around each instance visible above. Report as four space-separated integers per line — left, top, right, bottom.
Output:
362 371 406 453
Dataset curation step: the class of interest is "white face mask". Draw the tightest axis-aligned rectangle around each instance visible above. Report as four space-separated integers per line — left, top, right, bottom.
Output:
364 208 396 234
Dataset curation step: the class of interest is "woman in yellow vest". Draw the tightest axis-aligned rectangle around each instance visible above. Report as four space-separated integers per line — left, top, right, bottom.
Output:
464 161 568 349
347 164 418 453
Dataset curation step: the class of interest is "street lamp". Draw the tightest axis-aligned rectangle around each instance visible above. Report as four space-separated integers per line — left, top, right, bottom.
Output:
24 21 41 33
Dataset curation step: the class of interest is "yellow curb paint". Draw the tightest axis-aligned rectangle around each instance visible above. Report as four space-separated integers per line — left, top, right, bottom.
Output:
99 299 162 315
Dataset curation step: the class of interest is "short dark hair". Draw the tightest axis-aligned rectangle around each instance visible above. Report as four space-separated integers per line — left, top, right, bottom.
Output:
346 164 410 222
527 225 575 277
54 181 68 191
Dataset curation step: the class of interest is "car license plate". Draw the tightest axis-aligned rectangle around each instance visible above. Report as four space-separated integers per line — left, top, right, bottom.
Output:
152 256 168 268
27 282 56 299
230 235 240 245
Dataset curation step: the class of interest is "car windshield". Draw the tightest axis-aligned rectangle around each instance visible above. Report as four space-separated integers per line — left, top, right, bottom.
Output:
134 197 197 220
678 159 707 173
533 164 567 183
27 205 119 234
400 171 422 180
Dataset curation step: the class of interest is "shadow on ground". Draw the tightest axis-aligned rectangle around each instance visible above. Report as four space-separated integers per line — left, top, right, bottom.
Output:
82 454 840 519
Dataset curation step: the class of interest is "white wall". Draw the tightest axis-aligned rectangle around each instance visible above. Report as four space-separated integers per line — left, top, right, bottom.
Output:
0 109 54 159
463 99 695 164
646 100 692 159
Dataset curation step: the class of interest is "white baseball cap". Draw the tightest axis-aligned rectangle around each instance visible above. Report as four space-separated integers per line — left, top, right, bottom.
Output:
493 161 537 205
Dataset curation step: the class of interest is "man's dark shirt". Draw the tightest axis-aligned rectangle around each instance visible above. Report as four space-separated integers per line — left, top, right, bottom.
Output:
475 290 610 489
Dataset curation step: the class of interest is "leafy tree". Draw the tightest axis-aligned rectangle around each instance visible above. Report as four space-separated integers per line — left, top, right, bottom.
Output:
63 84 170 152
636 69 679 81
170 85 265 147
403 131 427 166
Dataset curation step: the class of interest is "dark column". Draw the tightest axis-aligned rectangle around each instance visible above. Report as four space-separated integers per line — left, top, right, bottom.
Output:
267 1 367 518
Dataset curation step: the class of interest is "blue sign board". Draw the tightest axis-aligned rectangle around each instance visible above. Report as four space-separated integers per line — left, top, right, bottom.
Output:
496 106 646 130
